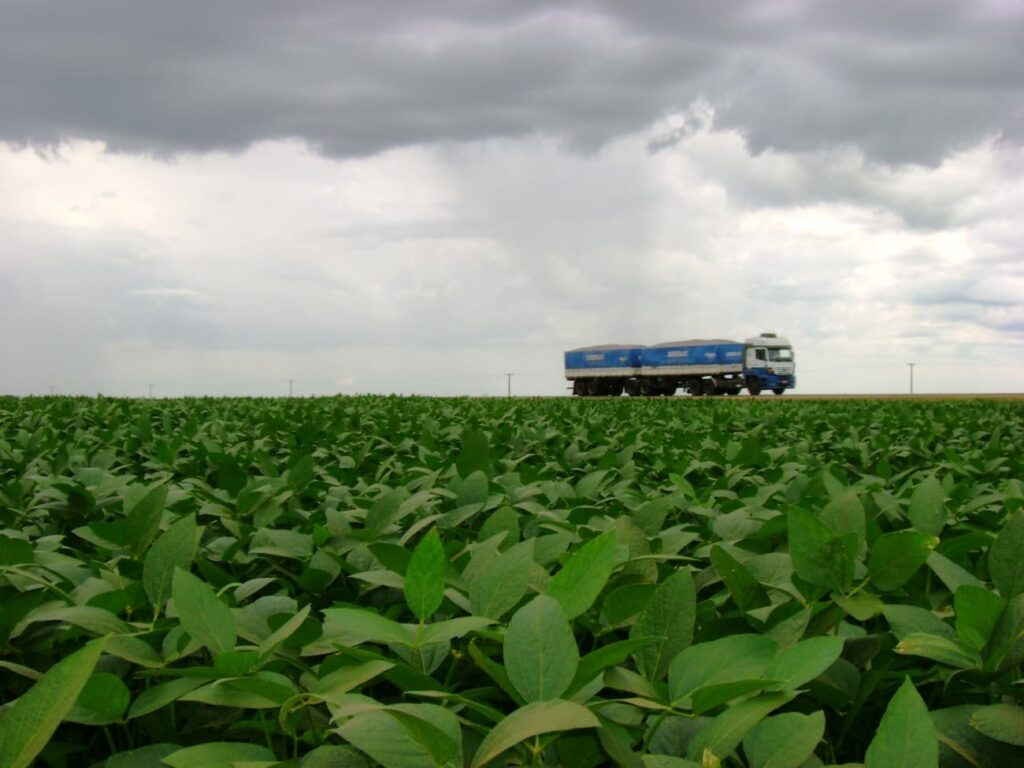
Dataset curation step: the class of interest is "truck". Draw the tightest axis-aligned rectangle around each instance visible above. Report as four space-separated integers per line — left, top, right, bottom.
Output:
564 333 796 396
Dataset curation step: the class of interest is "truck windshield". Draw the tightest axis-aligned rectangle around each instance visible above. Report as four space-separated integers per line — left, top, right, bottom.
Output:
767 348 793 362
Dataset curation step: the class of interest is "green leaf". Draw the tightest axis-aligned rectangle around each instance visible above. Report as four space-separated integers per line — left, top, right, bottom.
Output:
128 677 206 719
743 711 825 768
172 567 237 655
787 507 854 591
142 513 197 612
161 742 276 767
909 475 946 536
314 660 395 696
868 531 938 592
686 692 794 761
865 677 938 768
970 703 1024 746
299 745 369 768
504 595 579 702
125 483 168 555
337 704 461 768
568 636 660 696
894 632 982 670
669 635 778 706
883 604 956 641
955 586 1005 652
65 671 130 725
927 551 983 593
821 490 866 551
456 429 491 478
990 512 1024 599
932 705 1024 768
316 608 413 649
469 538 534 620
405 528 447 622
106 744 179 768
765 636 845 690
470 699 600 768
546 530 626 619
833 592 885 621
0 637 106 768
710 545 770 614
630 569 696 681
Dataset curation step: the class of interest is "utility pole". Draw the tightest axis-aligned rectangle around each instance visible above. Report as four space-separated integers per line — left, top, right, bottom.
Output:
907 363 915 395
148 384 153 399
288 379 294 397
505 373 513 399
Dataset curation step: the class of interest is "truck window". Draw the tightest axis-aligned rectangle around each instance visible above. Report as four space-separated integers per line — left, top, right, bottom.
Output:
755 348 766 361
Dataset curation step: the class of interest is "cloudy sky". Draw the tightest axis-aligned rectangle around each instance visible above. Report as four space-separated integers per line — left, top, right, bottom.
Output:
2 0 1022 396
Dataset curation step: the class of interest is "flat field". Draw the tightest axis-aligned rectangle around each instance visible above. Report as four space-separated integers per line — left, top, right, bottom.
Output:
1 395 1023 767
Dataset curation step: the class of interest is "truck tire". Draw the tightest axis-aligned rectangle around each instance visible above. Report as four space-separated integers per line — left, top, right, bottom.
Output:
746 377 762 396
701 378 716 396
773 388 785 395
625 379 640 396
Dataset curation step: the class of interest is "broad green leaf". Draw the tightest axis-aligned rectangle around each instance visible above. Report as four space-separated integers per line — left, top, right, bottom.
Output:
470 699 599 768
405 528 447 622
172 567 237 655
630 569 696 681
909 475 946 536
642 758 701 768
990 512 1024 599
686 692 794 761
568 636 660 696
316 608 413 649
970 703 1024 746
162 742 275 767
787 507 854 592
0 637 106 768
299 745 369 768
710 545 770 614
65 671 130 725
765 636 845 690
821 490 866 551
128 677 207 719
314 660 395 696
927 551 983 593
883 604 956 641
932 705 1024 768
337 704 461 768
864 677 938 768
142 513 197 612
504 595 578 702
365 488 412 533
868 531 938 592
469 538 534 620
126 483 168 555
106 744 179 768
894 632 982 670
258 603 312 659
456 429 491 478
955 586 1005 651
987 592 1024 670
546 530 626 619
833 592 884 621
743 711 825 768
417 616 494 645
669 634 778 705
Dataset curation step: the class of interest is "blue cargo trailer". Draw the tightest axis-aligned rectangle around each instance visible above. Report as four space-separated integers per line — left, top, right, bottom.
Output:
565 333 796 396
563 344 644 396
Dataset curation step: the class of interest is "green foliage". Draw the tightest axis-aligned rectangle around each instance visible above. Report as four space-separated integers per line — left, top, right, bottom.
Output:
0 394 1022 767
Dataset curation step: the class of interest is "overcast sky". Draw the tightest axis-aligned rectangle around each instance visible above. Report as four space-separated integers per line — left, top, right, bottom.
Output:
2 0 1022 396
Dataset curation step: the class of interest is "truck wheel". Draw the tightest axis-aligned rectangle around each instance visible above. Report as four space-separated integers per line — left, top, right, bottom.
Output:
625 379 639 396
773 388 785 395
746 377 762 396
701 379 716 396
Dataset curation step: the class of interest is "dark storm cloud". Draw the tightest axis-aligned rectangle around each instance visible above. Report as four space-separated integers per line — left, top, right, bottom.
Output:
2 1 1021 164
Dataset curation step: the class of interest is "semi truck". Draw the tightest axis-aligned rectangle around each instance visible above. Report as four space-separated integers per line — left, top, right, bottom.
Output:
564 333 796 396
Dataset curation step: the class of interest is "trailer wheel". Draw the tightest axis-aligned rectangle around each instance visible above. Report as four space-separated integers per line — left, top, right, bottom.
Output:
700 379 716 396
746 377 762 396
773 388 785 395
625 379 640 396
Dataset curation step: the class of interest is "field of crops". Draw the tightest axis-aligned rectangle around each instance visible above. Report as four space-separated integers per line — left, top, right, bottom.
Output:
1 395 1023 768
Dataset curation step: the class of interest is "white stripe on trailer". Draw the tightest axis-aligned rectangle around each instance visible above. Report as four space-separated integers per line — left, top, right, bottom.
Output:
640 364 743 376
565 367 639 378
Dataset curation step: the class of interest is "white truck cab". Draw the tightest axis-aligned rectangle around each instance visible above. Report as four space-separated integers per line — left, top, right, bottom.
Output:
743 333 796 395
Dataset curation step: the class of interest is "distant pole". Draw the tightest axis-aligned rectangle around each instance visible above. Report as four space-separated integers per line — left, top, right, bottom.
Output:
148 384 153 399
505 373 513 399
49 385 54 396
288 379 294 397
907 363 915 395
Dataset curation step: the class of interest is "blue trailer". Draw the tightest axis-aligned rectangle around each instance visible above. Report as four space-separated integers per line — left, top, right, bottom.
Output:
565 333 796 396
